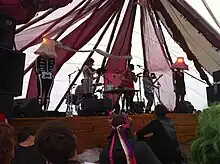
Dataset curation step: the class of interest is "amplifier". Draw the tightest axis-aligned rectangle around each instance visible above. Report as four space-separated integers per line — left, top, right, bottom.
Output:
133 101 145 114
213 70 220 83
206 84 220 106
82 98 113 116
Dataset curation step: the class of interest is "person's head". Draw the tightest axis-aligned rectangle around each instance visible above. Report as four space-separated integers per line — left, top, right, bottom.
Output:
0 123 15 164
0 113 8 123
107 115 136 163
81 79 84 84
191 104 220 164
128 64 134 71
86 58 94 67
35 121 77 164
17 126 36 144
143 69 149 77
154 104 168 117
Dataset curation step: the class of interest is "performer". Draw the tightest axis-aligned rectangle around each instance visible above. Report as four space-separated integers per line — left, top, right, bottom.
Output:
143 69 154 113
75 79 84 102
82 58 96 99
173 69 186 104
120 64 137 112
35 55 55 111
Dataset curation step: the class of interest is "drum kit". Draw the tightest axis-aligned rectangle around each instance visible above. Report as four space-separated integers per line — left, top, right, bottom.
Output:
65 81 141 115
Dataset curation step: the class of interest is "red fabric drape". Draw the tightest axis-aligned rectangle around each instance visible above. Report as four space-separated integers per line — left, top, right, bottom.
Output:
140 6 175 110
16 0 103 51
104 0 137 104
26 0 124 98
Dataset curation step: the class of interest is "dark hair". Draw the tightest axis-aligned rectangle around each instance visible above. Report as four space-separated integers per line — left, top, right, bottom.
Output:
155 104 168 117
17 126 36 143
85 58 94 65
35 121 77 164
129 64 134 71
0 123 15 164
81 79 84 84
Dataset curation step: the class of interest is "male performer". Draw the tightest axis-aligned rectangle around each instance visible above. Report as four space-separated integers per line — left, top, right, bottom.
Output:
143 69 154 113
173 69 186 104
121 64 137 112
75 79 84 102
35 55 55 111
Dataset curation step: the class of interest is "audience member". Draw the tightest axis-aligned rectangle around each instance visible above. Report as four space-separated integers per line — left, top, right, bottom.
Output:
99 114 162 164
0 123 15 164
191 104 220 164
0 113 8 123
35 121 80 164
137 104 185 164
11 127 45 164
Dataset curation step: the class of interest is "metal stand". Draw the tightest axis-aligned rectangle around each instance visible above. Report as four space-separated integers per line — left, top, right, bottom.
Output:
66 69 79 116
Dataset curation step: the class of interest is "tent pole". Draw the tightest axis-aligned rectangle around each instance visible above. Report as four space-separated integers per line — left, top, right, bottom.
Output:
16 8 57 34
54 11 118 112
93 5 123 88
23 0 89 75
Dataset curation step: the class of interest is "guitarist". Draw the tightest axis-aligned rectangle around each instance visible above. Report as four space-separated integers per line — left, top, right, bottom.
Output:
143 69 155 113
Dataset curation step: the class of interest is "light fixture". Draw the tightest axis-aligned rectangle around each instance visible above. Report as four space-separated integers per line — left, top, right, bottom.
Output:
171 57 188 70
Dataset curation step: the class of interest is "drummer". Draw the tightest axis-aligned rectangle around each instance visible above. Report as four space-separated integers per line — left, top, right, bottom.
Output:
75 79 84 101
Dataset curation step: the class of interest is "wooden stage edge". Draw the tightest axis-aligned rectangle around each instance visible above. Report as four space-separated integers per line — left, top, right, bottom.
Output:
11 114 198 153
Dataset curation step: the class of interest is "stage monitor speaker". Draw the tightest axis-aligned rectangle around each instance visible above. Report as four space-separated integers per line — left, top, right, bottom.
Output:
133 101 145 114
206 84 220 106
213 70 220 83
83 98 113 116
0 15 16 49
0 47 26 96
13 98 43 118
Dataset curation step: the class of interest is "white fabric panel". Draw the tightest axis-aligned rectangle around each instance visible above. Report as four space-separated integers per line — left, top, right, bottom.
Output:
141 7 175 110
160 0 220 74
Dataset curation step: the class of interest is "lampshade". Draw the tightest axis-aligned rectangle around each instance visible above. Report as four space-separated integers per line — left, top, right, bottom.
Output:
171 57 188 70
34 37 57 58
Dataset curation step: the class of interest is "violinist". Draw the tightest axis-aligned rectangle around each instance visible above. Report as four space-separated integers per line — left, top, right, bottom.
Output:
120 64 137 112
82 58 96 99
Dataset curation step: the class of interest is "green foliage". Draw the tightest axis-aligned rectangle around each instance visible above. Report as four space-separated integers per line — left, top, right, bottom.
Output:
191 104 220 164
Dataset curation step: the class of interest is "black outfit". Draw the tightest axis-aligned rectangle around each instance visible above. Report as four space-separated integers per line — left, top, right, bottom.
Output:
174 71 186 104
11 145 45 164
35 56 55 111
99 137 162 164
137 116 185 164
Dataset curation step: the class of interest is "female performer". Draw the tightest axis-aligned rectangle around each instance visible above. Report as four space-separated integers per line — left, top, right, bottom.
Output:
82 58 96 98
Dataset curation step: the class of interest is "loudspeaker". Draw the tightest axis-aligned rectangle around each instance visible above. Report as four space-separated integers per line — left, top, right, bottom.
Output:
13 98 43 118
206 84 220 106
213 70 220 83
133 101 145 114
0 15 16 49
82 98 113 116
0 47 26 96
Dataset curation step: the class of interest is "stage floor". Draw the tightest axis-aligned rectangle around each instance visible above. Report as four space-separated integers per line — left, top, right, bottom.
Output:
11 114 198 153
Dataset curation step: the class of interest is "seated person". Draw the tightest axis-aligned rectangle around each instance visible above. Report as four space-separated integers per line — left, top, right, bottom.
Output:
0 123 15 164
137 104 185 164
35 121 80 164
11 127 45 164
99 114 162 164
0 113 8 123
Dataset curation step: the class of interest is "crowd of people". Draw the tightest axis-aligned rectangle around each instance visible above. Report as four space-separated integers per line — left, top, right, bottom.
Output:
0 102 212 164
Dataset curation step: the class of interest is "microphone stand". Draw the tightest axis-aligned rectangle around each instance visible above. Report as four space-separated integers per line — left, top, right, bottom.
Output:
66 69 80 115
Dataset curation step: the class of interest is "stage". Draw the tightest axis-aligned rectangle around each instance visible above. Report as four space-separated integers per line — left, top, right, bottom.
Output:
11 114 198 154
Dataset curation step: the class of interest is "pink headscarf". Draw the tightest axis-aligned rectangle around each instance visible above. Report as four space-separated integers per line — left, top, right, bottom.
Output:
0 114 8 123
